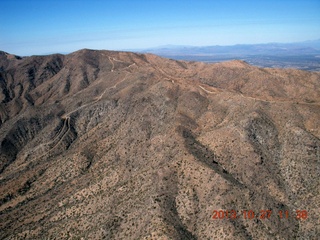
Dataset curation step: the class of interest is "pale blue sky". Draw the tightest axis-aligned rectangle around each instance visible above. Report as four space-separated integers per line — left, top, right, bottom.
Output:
1 0 319 55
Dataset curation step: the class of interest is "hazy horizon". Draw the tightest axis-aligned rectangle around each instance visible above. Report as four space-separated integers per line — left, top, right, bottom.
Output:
1 0 320 56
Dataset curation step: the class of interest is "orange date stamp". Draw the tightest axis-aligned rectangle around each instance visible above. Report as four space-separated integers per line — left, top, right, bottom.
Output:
212 210 308 220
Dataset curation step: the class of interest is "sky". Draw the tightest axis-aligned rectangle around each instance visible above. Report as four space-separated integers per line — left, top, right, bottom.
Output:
1 0 320 56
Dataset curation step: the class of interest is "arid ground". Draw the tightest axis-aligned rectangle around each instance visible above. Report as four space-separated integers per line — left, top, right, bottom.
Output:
0 49 319 239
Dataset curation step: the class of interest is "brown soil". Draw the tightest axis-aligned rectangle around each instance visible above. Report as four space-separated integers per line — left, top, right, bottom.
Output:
0 49 319 239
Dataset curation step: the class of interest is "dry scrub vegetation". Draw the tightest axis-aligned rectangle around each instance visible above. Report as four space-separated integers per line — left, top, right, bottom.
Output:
0 49 319 239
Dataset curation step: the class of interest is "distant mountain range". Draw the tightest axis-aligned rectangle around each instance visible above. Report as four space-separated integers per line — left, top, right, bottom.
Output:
137 39 320 71
139 39 320 56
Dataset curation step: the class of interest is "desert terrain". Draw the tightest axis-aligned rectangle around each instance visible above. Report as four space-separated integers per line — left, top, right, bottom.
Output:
0 49 319 239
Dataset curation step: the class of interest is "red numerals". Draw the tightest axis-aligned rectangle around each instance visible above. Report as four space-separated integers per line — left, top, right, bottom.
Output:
243 210 255 219
212 210 237 219
260 210 272 219
278 210 308 220
296 210 308 220
212 209 308 220
229 210 237 219
211 210 219 219
278 210 289 219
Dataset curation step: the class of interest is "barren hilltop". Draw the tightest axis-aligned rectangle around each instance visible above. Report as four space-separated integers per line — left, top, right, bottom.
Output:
0 49 319 239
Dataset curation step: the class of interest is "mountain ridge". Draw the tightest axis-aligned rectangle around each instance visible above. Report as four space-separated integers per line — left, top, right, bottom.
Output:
0 49 319 239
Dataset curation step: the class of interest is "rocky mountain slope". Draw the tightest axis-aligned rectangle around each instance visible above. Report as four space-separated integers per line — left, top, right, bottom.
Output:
0 49 319 239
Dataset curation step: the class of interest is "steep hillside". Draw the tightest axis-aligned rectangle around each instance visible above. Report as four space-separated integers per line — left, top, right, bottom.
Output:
0 49 319 239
